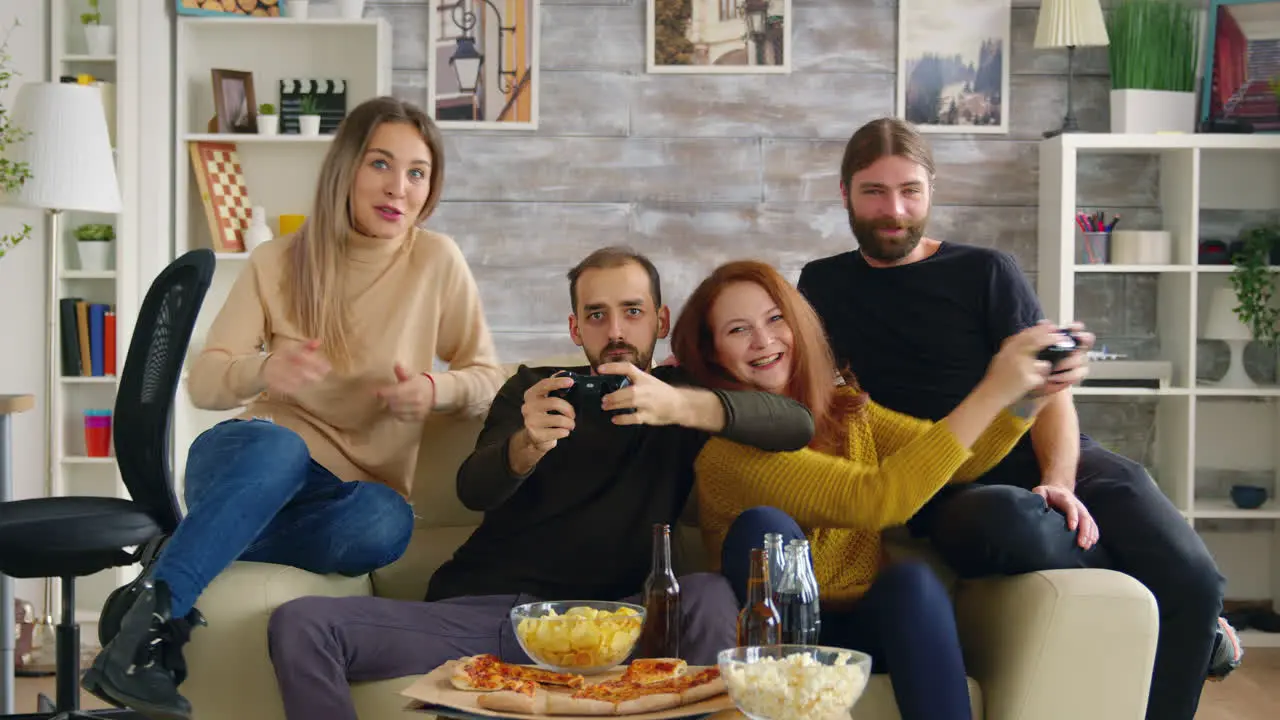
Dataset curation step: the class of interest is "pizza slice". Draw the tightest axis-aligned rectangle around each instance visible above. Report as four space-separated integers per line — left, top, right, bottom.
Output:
545 666 726 715
473 680 546 715
451 653 586 691
620 658 688 685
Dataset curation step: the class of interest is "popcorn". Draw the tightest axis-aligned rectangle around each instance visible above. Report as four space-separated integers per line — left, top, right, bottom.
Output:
722 651 867 720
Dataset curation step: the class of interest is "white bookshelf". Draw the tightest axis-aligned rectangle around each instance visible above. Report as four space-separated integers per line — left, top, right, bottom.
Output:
44 0 141 623
171 15 390 502
1039 133 1280 648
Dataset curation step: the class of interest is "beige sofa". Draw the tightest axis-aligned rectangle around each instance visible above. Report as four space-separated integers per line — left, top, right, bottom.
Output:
180 356 1161 720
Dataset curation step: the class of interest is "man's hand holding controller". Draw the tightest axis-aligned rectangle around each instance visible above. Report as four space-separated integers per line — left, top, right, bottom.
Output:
507 374 577 476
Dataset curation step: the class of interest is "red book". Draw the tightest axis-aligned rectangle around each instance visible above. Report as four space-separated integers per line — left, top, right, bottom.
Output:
104 310 116 376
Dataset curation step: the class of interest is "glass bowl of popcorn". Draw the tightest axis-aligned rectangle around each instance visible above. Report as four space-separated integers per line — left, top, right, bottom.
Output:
717 645 872 720
510 601 646 675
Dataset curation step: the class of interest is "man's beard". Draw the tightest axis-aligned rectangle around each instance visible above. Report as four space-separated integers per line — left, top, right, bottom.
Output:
848 206 927 263
587 339 653 374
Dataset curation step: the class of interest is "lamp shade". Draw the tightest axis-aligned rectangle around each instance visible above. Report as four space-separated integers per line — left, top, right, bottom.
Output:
1035 0 1109 49
1202 287 1254 341
5 82 120 213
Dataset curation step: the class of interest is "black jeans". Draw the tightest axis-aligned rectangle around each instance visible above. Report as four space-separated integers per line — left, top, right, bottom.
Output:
917 439 1224 720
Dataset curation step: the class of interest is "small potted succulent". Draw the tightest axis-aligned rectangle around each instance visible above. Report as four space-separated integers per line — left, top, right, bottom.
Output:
80 0 114 57
298 94 321 136
257 102 278 135
73 223 115 271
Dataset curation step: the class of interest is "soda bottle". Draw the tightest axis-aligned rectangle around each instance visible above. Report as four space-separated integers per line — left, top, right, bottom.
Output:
736 548 781 647
763 532 786 604
637 523 681 658
777 540 821 644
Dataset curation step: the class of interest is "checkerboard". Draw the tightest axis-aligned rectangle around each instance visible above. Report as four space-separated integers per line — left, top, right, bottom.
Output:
189 141 251 252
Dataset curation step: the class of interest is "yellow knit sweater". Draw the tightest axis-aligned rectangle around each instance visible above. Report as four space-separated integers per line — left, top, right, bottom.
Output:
695 393 1033 608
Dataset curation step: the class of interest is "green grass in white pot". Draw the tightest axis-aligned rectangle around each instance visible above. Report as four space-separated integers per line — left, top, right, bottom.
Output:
1107 0 1200 92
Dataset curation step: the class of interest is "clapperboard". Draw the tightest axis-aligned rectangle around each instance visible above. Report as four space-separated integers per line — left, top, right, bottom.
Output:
278 78 348 135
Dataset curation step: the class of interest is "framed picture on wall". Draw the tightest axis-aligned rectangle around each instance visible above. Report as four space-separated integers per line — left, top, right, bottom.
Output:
427 0 541 130
896 0 1011 134
175 0 288 17
1201 0 1280 133
646 0 792 74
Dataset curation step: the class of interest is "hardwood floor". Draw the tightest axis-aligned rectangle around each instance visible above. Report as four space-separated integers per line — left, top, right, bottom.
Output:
12 649 1280 717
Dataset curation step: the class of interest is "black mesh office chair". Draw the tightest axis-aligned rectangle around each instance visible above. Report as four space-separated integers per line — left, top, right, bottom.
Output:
0 249 215 719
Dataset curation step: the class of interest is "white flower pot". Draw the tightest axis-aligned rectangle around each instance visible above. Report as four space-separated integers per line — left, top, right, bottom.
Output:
258 114 279 135
83 25 114 56
1110 89 1196 134
290 0 309 19
340 0 366 19
299 114 322 136
77 241 113 272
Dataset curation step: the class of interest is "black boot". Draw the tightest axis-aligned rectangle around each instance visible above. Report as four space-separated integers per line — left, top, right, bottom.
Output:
81 579 205 720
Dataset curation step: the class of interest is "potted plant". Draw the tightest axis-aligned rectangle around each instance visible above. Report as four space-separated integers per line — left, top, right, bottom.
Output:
1105 0 1200 133
298 94 322 136
1229 223 1280 349
257 103 278 135
0 20 32 262
73 223 114 272
80 0 114 57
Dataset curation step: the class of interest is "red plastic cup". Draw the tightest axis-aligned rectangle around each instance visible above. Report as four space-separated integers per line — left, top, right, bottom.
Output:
84 410 112 457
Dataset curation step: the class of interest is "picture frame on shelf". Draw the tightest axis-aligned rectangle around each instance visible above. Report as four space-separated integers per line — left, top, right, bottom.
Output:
645 0 792 75
279 78 347 134
428 0 540 129
897 0 1011 134
211 68 258 134
1200 0 1280 133
174 0 288 17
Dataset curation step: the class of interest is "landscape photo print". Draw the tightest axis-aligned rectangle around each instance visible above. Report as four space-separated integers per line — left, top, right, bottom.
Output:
897 0 1011 133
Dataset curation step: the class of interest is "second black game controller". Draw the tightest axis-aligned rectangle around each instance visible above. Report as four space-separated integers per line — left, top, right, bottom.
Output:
1037 328 1080 366
548 371 636 417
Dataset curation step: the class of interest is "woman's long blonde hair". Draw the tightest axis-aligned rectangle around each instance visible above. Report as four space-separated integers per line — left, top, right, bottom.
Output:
281 96 445 370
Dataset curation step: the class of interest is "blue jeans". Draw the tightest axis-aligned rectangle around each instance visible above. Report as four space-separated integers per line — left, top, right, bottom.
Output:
152 419 415 617
721 506 971 720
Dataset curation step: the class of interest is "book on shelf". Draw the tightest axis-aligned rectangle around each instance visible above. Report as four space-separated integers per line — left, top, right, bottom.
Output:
59 297 116 377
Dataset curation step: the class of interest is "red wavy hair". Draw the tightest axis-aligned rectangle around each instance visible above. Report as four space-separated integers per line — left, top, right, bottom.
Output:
670 261 866 455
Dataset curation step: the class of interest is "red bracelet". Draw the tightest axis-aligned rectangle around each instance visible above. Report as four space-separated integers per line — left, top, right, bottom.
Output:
421 371 436 407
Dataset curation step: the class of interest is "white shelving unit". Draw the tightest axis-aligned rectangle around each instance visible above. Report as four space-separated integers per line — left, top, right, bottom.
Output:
1039 133 1280 648
171 16 390 500
43 0 141 624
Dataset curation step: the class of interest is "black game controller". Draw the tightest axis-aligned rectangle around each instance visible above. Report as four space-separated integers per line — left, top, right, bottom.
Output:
549 371 636 417
1037 328 1080 367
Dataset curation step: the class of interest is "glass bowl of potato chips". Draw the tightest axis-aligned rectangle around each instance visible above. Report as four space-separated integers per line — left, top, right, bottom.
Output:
510 600 646 675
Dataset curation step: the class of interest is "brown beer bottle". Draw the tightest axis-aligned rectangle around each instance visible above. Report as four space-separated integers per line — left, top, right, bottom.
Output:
737 548 781 647
637 523 682 658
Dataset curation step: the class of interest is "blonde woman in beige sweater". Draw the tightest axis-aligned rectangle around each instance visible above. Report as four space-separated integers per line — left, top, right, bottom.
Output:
83 96 504 720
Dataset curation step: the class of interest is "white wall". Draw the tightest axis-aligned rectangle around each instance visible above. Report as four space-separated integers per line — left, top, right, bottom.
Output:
0 1 48 610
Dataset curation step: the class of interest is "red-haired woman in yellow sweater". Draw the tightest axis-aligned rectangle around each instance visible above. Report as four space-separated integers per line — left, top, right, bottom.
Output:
669 260 1091 720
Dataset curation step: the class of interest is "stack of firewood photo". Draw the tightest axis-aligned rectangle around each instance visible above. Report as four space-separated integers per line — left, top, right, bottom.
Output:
182 0 282 16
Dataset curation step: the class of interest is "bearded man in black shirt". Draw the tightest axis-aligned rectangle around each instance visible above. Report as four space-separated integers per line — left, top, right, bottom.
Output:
797 118 1239 720
264 247 815 720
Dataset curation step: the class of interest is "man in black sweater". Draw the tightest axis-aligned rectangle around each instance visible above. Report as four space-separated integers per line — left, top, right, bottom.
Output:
797 118 1237 720
265 247 815 720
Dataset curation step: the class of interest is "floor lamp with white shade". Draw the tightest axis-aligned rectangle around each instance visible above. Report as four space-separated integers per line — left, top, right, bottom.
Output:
0 81 121 715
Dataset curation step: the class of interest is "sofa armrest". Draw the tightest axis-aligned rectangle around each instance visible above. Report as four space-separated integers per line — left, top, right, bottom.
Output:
954 569 1158 720
183 561 374 720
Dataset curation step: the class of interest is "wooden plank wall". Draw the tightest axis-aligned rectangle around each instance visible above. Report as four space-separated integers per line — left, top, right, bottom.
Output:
342 0 1245 460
